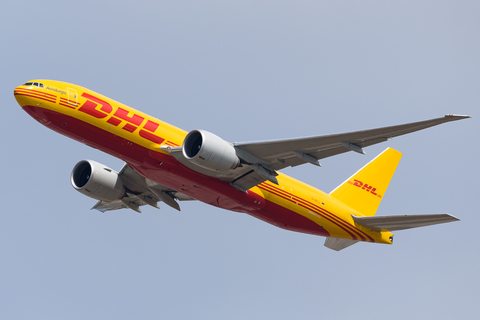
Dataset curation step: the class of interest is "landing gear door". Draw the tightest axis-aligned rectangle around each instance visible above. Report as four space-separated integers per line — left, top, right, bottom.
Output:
67 87 78 106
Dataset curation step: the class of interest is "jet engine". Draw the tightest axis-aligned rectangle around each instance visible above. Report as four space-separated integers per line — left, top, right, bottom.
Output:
182 130 240 172
71 160 125 201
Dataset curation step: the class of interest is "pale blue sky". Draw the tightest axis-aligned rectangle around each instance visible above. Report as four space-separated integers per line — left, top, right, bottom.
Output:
1 1 479 319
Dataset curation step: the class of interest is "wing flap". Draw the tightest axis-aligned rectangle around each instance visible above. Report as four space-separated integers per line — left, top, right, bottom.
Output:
352 214 460 231
92 199 128 212
230 170 267 192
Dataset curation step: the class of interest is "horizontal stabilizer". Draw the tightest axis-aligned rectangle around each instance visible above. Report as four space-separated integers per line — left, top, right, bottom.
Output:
324 237 359 251
352 214 459 231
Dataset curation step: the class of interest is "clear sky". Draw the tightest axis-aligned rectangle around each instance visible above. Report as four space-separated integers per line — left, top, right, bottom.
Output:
2 1 479 319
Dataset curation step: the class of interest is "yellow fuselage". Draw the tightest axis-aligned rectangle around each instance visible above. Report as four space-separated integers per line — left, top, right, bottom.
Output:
14 80 393 244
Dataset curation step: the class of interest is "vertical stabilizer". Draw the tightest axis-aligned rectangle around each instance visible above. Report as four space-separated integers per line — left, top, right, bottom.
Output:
330 148 402 217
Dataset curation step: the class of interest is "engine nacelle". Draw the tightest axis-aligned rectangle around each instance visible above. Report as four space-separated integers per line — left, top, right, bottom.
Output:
71 160 125 201
182 130 240 172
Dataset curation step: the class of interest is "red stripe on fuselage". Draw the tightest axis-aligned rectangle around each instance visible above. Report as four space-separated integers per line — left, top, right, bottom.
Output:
59 97 80 107
59 102 76 109
167 141 179 146
14 92 56 104
21 105 329 237
258 184 363 241
14 89 56 101
259 183 374 242
15 88 57 98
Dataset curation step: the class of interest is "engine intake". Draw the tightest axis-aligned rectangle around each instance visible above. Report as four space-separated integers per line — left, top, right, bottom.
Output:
71 160 125 201
182 130 240 172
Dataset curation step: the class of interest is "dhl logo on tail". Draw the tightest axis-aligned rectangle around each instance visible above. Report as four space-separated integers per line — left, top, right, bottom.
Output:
348 179 381 198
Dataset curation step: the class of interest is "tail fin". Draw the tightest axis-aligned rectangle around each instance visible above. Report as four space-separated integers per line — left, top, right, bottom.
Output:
330 148 402 217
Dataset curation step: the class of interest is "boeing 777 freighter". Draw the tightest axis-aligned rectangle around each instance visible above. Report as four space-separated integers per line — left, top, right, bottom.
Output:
14 80 469 250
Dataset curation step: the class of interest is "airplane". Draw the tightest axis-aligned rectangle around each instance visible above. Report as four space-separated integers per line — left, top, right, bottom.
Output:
14 80 470 251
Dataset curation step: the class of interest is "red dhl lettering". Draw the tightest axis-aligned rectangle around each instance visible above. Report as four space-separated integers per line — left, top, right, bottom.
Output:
74 92 165 145
106 108 145 133
78 92 112 118
353 180 363 187
349 179 382 198
139 120 165 144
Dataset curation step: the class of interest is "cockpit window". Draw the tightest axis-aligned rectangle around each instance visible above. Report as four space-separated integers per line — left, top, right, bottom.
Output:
23 82 44 88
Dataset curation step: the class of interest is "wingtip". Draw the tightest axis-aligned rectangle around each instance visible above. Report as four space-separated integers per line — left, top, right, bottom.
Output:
444 114 471 120
445 213 461 222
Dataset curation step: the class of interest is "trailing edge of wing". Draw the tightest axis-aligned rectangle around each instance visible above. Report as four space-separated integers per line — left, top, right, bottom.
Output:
352 214 460 232
324 238 359 251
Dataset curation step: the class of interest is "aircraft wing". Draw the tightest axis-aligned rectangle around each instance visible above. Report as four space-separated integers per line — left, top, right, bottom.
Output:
227 114 469 190
92 163 195 213
164 115 469 192
235 114 469 170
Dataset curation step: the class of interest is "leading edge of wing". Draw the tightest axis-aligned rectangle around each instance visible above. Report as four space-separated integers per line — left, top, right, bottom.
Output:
234 114 470 163
165 114 469 192
235 114 470 149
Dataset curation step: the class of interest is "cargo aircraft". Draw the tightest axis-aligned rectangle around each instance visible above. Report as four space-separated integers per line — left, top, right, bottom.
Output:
14 80 470 251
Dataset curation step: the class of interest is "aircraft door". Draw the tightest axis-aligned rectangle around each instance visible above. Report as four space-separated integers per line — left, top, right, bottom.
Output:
67 87 78 106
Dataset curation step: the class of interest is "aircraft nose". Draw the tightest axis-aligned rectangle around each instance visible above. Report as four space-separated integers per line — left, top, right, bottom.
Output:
14 81 56 107
14 81 58 125
14 83 36 107
14 84 25 94
14 85 29 107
